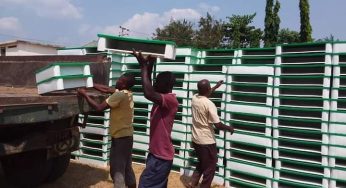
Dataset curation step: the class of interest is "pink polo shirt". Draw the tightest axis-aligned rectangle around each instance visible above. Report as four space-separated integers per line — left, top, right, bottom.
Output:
148 93 178 160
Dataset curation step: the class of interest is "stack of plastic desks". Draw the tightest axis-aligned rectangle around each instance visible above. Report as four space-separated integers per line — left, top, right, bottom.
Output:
72 54 114 167
56 46 112 167
273 43 333 188
329 42 346 188
183 49 232 185
224 48 275 188
65 41 346 187
72 110 111 167
97 33 176 60
35 62 93 94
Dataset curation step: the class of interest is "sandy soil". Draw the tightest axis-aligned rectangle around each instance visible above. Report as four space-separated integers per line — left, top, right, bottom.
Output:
0 160 224 188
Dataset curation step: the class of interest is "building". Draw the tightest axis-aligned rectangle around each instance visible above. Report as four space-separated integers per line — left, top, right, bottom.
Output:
0 40 62 56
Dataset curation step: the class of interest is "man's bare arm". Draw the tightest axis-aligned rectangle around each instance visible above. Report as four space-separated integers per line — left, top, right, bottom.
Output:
78 88 110 111
147 57 155 82
211 80 224 94
214 122 234 134
93 83 115 94
132 50 162 105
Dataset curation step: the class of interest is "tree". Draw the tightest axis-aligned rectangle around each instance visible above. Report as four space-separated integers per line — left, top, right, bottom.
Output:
264 0 281 47
315 34 338 42
223 13 263 48
273 1 281 44
249 28 263 48
264 0 273 46
299 0 312 42
277 28 300 44
194 13 224 49
153 19 194 47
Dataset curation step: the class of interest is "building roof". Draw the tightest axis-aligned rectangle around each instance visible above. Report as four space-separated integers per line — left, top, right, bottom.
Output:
82 40 98 47
0 40 63 48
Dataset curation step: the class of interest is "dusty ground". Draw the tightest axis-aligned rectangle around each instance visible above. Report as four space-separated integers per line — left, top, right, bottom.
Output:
0 160 224 188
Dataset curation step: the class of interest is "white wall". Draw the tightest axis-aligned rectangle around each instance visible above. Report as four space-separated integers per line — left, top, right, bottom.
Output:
5 42 58 56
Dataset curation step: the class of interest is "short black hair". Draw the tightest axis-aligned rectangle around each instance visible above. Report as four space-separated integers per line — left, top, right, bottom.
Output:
122 73 135 89
197 79 210 96
155 71 176 93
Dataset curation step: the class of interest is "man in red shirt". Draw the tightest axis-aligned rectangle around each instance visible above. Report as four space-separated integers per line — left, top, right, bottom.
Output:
133 50 178 188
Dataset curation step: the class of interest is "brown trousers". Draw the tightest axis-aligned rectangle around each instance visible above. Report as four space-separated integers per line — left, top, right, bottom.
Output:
190 142 218 188
110 136 136 188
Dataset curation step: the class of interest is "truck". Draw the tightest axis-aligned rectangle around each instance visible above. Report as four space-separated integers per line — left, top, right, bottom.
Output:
0 55 109 187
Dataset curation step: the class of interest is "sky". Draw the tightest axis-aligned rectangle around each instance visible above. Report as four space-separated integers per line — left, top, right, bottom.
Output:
0 0 345 47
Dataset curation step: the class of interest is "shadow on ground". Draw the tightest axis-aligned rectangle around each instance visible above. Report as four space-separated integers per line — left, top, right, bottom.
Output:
179 174 225 188
0 160 224 188
0 160 113 188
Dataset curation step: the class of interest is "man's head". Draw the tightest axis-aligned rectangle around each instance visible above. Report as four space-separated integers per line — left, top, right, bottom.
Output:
197 79 211 96
154 71 176 94
115 73 135 90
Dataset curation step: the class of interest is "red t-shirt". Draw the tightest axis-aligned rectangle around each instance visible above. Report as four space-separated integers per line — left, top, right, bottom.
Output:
149 93 178 160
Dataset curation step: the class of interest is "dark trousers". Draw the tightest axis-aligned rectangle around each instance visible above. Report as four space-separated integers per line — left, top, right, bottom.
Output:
138 153 173 188
190 142 217 188
110 136 136 188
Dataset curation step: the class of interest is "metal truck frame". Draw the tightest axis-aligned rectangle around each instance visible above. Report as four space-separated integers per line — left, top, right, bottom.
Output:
0 55 109 187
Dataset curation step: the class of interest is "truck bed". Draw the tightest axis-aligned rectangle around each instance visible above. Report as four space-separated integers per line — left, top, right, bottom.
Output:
0 55 109 126
0 86 105 126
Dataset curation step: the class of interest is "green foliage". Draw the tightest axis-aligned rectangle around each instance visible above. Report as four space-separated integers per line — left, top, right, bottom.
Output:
264 0 281 47
273 1 281 44
152 0 317 48
223 13 263 48
194 13 224 49
277 28 300 44
299 0 313 42
249 28 263 48
153 19 195 47
264 0 274 47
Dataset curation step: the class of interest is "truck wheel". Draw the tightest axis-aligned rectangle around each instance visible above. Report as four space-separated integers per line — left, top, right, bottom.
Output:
1 149 52 187
45 153 71 182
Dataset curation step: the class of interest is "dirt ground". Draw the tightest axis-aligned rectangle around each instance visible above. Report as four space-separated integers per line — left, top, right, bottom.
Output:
0 160 224 188
0 86 38 95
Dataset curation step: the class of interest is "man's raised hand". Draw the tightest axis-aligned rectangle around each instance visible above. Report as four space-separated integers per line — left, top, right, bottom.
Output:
215 80 224 89
77 88 87 96
132 49 151 69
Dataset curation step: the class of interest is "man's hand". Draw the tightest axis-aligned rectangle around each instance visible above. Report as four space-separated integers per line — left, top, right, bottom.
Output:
132 49 152 69
147 55 156 68
214 122 234 134
77 88 87 97
215 80 224 89
210 80 224 94
228 125 235 135
132 49 161 105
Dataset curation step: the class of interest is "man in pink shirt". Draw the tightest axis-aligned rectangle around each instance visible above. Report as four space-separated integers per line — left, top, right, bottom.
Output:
132 50 178 188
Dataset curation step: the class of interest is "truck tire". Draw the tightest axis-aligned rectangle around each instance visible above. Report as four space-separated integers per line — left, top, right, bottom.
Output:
45 153 71 183
1 149 52 187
